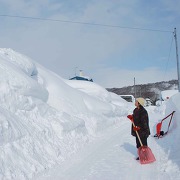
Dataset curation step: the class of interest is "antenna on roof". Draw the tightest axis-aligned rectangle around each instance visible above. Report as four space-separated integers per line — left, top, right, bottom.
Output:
79 70 83 77
75 67 78 76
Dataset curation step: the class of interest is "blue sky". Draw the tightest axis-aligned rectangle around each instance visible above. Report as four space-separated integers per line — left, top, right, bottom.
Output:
0 0 179 88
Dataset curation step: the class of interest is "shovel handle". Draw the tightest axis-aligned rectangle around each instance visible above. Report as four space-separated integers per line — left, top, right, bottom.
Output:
132 122 143 147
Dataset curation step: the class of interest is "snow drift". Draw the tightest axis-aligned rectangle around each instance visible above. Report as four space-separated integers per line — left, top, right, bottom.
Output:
0 48 180 180
0 48 130 179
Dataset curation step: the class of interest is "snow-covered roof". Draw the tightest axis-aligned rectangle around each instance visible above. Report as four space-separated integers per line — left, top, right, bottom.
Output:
69 76 93 82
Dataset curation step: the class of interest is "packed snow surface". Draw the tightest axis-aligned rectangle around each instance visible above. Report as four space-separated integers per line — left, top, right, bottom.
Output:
0 48 179 180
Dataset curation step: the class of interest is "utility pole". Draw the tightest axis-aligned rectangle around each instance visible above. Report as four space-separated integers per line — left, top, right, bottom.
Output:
174 28 180 92
134 77 136 98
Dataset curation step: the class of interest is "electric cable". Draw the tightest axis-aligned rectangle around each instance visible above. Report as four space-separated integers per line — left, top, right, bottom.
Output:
0 14 173 33
163 33 174 80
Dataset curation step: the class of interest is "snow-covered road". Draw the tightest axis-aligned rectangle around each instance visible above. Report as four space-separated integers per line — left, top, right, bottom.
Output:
35 110 179 180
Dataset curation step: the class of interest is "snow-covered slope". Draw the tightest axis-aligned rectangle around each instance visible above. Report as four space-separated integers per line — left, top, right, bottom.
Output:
0 48 131 179
162 93 180 168
0 48 180 180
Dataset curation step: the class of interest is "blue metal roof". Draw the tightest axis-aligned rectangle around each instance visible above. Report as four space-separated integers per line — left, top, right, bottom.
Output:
69 76 93 82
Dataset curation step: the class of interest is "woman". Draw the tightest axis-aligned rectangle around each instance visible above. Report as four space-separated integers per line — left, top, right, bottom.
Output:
127 98 150 160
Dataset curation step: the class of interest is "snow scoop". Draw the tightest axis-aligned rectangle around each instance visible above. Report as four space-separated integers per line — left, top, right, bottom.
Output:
154 111 175 138
132 122 156 164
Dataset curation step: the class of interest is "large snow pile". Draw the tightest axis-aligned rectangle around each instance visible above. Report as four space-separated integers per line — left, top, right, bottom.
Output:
161 90 178 100
0 48 131 179
161 92 180 167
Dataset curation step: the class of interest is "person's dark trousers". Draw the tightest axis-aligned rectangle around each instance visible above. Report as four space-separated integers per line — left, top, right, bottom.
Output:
136 136 148 148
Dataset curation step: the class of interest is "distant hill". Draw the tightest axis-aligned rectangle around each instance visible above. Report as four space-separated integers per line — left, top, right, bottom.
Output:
106 79 178 104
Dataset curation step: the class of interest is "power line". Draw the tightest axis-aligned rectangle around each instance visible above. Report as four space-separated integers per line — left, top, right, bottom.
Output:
163 33 174 80
0 14 173 33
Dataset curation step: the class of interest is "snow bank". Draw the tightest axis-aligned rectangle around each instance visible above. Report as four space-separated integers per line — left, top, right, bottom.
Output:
0 48 37 77
155 92 180 172
161 90 178 101
0 48 129 179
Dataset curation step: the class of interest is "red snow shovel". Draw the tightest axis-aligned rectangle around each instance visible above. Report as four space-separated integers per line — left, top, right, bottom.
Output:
132 121 156 164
